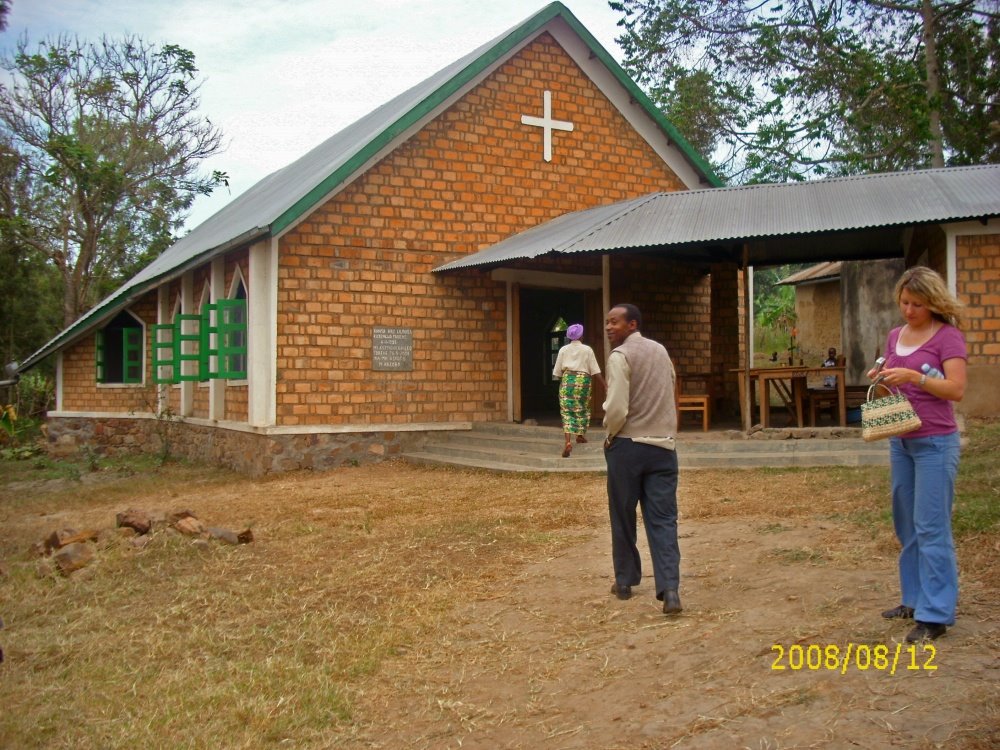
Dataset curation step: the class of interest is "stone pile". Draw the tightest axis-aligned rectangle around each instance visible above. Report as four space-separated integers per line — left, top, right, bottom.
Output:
28 508 254 577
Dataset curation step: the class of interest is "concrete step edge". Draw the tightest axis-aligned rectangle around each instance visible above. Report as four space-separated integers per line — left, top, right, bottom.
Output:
403 451 602 473
425 435 888 455
404 448 888 471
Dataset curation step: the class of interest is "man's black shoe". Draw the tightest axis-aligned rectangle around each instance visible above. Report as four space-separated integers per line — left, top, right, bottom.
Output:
905 621 947 643
881 604 915 620
610 583 632 600
662 589 682 615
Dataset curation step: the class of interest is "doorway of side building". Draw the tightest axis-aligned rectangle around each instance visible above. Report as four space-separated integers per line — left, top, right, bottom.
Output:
517 287 604 423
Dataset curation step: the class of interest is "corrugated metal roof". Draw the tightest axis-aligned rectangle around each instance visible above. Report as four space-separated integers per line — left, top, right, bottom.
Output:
435 164 1000 271
777 261 842 285
21 2 720 371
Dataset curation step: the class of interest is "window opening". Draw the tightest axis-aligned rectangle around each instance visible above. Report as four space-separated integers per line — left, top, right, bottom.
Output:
547 317 568 385
96 310 144 384
150 275 247 384
223 277 248 379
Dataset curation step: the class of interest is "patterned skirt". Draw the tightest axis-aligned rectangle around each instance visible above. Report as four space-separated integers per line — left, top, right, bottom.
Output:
559 372 592 435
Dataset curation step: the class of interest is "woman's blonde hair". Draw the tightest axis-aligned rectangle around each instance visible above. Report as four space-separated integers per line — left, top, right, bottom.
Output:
894 266 963 328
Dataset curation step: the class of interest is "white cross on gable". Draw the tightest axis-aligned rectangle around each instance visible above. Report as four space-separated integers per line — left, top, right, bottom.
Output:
520 90 574 162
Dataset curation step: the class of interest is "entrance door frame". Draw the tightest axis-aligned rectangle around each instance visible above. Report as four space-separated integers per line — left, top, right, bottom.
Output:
494 268 603 422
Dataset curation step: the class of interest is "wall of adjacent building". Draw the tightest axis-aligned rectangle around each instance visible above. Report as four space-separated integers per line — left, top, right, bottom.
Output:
956 230 1000 417
793 281 842 364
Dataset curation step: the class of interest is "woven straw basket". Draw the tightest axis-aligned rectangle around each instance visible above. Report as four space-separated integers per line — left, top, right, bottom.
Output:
861 381 922 442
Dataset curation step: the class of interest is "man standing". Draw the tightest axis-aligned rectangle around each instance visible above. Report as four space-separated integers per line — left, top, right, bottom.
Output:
602 303 682 615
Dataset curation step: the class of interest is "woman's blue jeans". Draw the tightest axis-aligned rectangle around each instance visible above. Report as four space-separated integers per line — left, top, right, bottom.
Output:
889 432 961 625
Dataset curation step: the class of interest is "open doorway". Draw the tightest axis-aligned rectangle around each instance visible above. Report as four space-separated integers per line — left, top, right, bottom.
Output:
518 287 594 422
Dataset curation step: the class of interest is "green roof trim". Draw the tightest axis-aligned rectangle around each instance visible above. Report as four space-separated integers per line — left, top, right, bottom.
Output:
18 227 268 371
271 2 721 235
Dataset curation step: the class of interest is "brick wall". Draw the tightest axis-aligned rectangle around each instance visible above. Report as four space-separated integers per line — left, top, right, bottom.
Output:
224 385 248 422
60 252 252 422
607 254 712 368
274 33 689 426
192 384 209 418
60 294 159 414
957 232 1000 417
711 263 742 416
957 233 1000 365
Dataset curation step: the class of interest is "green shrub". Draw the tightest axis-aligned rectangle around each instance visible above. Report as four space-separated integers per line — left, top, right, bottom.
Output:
15 370 54 418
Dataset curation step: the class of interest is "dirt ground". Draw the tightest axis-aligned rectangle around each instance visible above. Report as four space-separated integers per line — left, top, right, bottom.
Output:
2 459 998 749
348 494 999 749
293 461 999 750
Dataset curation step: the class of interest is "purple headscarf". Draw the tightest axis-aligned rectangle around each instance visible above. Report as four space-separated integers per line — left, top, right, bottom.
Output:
566 324 584 341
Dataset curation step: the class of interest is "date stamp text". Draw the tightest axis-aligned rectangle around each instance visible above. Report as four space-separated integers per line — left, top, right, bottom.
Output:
770 643 937 674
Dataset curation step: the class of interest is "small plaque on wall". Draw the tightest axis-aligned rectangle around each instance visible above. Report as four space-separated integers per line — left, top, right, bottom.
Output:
372 327 413 371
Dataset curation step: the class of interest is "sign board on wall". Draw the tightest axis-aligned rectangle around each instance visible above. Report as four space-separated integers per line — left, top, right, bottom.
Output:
372 327 413 371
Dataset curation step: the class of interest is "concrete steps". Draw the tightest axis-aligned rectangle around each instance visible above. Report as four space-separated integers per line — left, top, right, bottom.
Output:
402 423 890 473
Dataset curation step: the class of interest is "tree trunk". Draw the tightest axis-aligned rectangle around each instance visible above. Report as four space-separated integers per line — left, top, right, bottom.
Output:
921 0 946 168
62 269 78 328
57 215 78 328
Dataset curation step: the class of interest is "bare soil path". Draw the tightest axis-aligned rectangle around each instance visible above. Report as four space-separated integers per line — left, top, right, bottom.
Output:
348 486 999 749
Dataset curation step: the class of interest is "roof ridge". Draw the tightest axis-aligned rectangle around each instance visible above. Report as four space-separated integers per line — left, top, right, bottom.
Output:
680 163 999 197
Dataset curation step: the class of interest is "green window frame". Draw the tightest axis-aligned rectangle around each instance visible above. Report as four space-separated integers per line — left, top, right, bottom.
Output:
96 311 144 384
213 298 248 380
151 298 247 384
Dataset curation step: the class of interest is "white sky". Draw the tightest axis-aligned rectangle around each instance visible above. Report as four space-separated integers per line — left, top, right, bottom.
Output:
2 0 628 231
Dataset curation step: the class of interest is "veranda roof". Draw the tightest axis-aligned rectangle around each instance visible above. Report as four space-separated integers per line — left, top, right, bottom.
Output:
434 164 1000 272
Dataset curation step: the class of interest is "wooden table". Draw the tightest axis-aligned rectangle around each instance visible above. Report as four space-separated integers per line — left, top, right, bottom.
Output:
733 366 846 428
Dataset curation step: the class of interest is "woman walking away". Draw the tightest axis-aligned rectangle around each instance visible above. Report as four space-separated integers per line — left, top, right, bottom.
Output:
552 324 605 457
867 267 967 643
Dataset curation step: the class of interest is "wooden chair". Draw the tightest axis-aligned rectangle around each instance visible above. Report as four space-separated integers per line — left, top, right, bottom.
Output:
807 355 847 425
676 372 712 431
806 388 839 426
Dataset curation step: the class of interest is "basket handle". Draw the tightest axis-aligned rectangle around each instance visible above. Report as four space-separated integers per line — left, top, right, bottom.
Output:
867 376 895 401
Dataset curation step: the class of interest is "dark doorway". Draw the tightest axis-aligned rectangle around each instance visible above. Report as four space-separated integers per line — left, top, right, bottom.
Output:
518 288 587 421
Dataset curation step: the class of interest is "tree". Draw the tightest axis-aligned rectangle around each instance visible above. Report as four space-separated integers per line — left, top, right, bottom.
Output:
0 135 62 368
611 0 1000 182
0 35 226 326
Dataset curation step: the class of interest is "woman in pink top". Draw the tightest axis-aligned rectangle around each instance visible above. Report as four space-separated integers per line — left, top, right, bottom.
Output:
868 267 967 643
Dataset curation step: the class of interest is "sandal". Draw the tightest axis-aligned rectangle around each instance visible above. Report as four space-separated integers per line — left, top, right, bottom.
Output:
562 443 572 458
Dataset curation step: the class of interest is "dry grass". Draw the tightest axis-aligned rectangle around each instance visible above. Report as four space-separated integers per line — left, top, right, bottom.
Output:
1 462 604 748
1 423 997 749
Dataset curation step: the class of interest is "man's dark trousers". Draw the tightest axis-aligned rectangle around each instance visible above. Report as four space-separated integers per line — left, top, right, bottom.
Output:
605 437 680 600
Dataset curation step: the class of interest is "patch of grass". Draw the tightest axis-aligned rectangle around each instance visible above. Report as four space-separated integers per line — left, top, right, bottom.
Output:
954 419 1000 536
757 522 790 534
764 547 826 565
819 421 1000 539
846 506 894 538
0 450 180 488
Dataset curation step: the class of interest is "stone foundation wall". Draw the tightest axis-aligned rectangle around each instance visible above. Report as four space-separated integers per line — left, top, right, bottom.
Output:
45 416 428 476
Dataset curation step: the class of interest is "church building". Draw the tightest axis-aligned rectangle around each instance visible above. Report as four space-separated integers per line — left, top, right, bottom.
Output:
19 3 1000 474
